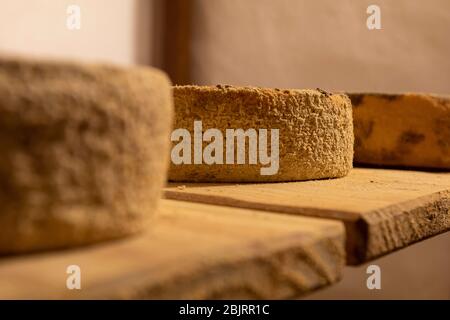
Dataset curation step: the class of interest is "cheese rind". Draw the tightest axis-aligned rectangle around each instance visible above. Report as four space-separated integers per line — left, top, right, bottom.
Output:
170 85 354 182
0 56 173 254
350 93 450 169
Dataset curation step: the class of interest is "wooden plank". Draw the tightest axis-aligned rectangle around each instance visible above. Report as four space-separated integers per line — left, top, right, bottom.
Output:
0 199 344 299
165 168 450 264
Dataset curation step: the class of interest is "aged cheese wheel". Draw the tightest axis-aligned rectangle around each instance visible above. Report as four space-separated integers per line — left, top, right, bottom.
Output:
0 56 173 255
170 85 353 182
349 93 450 169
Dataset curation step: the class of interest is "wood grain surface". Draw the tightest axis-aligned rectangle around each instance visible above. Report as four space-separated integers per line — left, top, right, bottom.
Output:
165 168 450 264
0 199 344 299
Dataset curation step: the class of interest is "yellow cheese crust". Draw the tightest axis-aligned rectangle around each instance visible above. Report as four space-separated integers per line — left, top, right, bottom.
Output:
170 85 354 182
350 93 450 169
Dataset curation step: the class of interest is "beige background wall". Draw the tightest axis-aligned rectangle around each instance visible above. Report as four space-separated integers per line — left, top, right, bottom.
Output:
191 0 450 94
307 233 450 299
0 0 156 66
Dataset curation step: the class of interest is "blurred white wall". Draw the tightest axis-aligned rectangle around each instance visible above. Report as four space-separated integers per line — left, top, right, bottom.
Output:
0 0 155 66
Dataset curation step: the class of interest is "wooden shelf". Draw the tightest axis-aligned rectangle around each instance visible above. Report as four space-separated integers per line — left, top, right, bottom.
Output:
2 167 447 299
165 168 450 264
0 199 344 299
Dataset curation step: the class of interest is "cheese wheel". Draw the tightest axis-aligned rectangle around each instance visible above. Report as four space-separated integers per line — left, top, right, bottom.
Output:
0 56 173 255
170 85 353 182
349 93 450 169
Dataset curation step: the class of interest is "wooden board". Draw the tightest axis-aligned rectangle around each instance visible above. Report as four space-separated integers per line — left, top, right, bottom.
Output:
165 168 450 264
0 199 344 299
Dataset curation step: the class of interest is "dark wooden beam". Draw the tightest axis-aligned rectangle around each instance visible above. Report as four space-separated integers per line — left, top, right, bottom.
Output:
161 0 192 85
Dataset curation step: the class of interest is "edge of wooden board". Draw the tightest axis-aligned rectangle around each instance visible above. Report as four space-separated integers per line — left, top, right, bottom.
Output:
165 179 450 265
0 200 345 299
362 189 450 261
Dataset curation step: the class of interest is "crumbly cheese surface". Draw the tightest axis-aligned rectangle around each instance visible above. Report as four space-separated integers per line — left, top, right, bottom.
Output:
0 56 173 254
170 85 354 182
